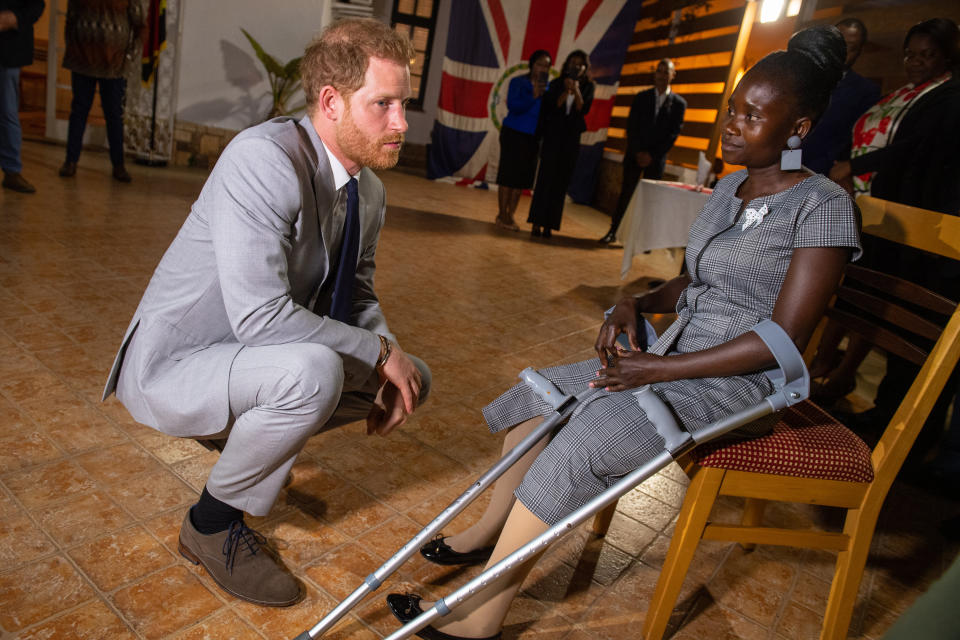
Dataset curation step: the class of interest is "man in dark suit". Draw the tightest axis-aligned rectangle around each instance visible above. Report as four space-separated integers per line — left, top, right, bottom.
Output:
0 0 44 193
802 17 880 175
601 58 686 244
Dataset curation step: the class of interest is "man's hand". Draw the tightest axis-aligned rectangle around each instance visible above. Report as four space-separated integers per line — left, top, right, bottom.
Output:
366 381 407 436
0 10 18 31
590 349 666 391
377 342 421 415
595 297 641 366
635 151 653 168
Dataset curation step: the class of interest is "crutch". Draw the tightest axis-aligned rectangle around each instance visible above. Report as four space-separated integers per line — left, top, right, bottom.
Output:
292 372 603 639
367 319 808 640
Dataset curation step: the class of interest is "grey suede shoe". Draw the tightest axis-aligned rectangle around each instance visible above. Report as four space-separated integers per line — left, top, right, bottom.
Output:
177 511 301 607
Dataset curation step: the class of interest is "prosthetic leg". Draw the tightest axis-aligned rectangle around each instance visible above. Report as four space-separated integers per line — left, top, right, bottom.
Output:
293 320 807 640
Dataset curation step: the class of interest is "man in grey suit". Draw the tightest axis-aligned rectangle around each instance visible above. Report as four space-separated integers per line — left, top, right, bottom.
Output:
102 18 430 607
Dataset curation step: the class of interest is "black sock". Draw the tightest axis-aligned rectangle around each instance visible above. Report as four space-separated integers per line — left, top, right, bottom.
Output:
190 486 243 534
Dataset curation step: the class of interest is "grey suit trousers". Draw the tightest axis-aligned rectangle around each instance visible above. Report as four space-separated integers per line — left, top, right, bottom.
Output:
119 341 430 516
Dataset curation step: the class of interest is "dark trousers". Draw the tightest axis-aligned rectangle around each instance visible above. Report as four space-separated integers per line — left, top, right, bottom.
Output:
527 133 580 231
66 72 126 167
608 157 665 234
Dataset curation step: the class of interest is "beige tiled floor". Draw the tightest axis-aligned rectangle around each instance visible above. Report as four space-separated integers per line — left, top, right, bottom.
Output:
0 141 957 640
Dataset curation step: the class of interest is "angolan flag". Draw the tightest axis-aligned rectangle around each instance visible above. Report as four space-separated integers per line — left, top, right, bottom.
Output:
427 0 642 203
141 0 167 86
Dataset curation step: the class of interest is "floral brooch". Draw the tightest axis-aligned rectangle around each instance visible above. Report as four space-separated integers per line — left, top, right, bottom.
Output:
741 204 769 231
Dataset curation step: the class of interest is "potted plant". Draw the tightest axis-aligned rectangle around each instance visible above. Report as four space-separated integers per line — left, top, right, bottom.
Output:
241 29 305 118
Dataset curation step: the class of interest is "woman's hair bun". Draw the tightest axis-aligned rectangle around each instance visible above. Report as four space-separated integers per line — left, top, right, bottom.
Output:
747 23 847 122
787 25 846 89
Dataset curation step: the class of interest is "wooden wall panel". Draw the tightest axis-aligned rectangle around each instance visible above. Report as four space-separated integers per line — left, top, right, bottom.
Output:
605 0 748 170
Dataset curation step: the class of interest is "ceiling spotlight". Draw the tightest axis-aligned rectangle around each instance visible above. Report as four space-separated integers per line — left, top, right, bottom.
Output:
760 0 785 23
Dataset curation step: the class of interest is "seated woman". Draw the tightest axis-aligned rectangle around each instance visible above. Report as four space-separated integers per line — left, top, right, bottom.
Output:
389 26 860 640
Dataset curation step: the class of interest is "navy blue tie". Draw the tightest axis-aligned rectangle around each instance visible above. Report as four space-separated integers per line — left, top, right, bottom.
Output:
330 178 359 323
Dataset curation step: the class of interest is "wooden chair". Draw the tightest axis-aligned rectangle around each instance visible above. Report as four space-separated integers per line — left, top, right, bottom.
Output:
593 196 960 640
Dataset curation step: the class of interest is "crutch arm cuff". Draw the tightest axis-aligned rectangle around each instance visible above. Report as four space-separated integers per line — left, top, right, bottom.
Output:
751 319 810 409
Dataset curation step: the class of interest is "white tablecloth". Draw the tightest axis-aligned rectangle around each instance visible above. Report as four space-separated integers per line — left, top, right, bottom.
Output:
617 179 711 278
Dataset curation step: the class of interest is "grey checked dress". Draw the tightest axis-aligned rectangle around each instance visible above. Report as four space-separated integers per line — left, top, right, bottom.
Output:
483 171 862 525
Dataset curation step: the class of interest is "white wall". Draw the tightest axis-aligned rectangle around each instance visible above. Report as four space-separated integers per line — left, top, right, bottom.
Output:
174 0 445 140
175 0 330 130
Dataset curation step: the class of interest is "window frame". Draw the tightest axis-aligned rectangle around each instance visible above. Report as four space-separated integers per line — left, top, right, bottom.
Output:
391 0 439 111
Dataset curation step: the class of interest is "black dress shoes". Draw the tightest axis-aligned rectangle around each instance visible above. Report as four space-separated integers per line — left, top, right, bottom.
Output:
419 535 494 566
599 231 617 244
386 593 502 640
112 165 132 183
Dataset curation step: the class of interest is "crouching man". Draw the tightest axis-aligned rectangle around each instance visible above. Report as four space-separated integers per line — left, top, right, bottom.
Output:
102 18 430 606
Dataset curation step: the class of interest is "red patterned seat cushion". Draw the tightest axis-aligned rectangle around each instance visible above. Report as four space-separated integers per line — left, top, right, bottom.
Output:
691 401 874 483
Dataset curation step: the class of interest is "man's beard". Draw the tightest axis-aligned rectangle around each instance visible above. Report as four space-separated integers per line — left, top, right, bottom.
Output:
336 105 403 171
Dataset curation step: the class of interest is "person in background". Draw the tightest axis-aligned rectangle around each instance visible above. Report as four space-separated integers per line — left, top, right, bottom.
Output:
600 58 686 245
802 17 880 175
0 0 43 193
830 17 960 212
526 49 593 239
58 0 144 183
493 49 550 231
817 18 960 435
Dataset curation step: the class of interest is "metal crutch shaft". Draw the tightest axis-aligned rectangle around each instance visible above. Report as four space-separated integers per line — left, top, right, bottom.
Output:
381 449 677 640
380 396 795 640
382 320 809 640
294 372 599 639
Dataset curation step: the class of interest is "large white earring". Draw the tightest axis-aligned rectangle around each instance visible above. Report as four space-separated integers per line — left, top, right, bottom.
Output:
781 134 803 171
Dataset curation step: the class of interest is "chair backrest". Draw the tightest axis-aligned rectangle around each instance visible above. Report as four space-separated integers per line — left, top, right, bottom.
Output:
848 196 960 494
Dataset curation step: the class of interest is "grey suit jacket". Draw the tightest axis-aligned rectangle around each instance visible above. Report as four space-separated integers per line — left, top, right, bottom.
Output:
103 115 393 436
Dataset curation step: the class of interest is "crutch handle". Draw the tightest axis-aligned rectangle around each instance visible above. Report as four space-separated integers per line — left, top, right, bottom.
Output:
519 367 572 410
633 385 689 453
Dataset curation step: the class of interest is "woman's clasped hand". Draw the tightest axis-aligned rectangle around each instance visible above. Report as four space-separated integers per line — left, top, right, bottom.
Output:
592 349 666 392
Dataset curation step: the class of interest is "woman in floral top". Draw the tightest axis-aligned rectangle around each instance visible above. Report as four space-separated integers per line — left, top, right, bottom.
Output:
830 18 960 214
816 19 959 437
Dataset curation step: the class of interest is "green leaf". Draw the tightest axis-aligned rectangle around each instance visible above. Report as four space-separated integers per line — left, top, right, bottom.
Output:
278 78 302 102
241 28 285 77
283 57 303 80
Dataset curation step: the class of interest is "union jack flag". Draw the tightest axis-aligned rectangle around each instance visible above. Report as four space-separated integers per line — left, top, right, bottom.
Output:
427 0 642 202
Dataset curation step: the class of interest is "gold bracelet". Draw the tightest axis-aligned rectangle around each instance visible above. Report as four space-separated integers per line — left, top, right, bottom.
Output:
376 335 392 369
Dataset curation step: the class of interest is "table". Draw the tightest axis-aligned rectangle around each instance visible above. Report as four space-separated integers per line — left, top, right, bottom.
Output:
618 179 711 279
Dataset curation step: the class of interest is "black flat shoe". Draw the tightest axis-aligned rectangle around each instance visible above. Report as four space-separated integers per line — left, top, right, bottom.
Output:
386 593 501 640
419 535 494 566
599 231 617 244
542 228 552 239
530 225 542 237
